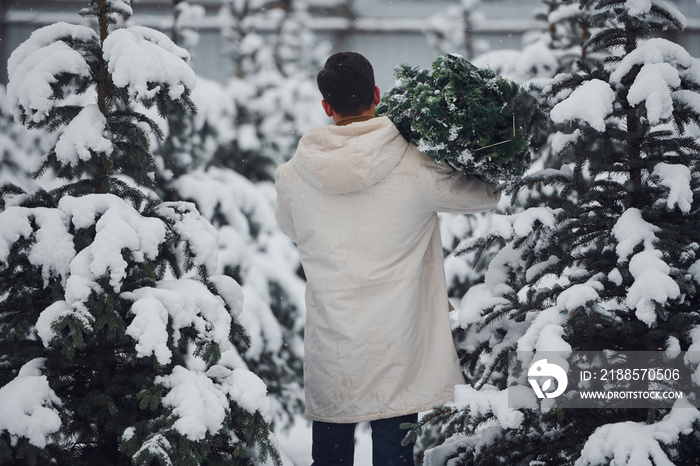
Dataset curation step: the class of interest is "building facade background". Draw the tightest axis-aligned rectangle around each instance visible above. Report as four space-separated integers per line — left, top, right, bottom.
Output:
2 0 699 93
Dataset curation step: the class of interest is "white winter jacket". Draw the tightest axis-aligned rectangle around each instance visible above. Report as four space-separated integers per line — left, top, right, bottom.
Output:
274 116 500 423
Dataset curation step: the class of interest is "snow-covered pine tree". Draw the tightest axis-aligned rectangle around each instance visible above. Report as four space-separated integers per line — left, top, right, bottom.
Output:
411 3 593 462
416 0 592 298
213 0 325 182
0 1 284 464
153 0 212 185
418 0 700 464
153 0 322 428
439 0 598 278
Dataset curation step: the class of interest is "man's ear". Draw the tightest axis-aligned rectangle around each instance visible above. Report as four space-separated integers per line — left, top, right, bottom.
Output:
373 86 381 105
321 100 334 118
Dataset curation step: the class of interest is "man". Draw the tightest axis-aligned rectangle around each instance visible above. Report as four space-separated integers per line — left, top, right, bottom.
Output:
274 52 500 465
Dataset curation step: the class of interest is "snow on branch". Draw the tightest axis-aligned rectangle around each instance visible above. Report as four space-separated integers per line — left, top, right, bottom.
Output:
155 364 271 442
608 38 700 126
6 22 96 125
612 208 660 262
0 206 74 286
155 366 230 441
626 250 680 326
60 194 166 290
453 384 537 430
105 0 133 18
627 62 680 125
156 201 219 274
423 385 538 466
609 39 698 87
611 208 681 326
652 162 692 213
103 26 196 103
54 104 113 166
550 79 615 132
123 278 241 365
0 358 62 448
575 399 700 466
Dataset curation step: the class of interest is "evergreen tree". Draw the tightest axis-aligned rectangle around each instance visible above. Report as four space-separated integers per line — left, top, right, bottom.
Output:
417 0 597 307
0 1 283 464
153 0 323 429
418 0 700 464
418 0 604 309
154 0 212 187
214 0 325 182
408 3 593 462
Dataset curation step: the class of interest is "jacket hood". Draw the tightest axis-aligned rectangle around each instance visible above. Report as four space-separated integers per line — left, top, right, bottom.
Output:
292 116 408 195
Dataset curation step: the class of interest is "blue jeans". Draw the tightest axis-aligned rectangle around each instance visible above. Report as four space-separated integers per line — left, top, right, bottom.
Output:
311 413 418 466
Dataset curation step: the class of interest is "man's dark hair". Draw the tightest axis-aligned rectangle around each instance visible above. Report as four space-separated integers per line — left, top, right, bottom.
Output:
317 52 376 116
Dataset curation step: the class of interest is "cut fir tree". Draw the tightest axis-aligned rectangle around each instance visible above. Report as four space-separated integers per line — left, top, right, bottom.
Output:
377 54 535 183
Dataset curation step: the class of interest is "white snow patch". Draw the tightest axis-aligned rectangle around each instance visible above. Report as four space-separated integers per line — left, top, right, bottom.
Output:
611 208 659 262
525 255 559 283
666 336 681 359
453 385 537 430
627 63 680 124
685 326 700 385
35 300 89 347
610 38 696 87
60 195 166 293
0 207 34 264
608 268 623 286
107 0 133 17
550 129 582 155
626 250 680 326
157 202 219 274
210 274 245 318
517 307 567 354
674 89 700 115
123 278 235 359
689 259 700 285
208 365 272 422
653 163 692 213
575 399 700 466
458 283 510 327
551 79 615 132
0 358 62 448
103 26 196 102
156 366 228 441
54 104 113 165
126 297 172 365
625 0 652 16
556 282 602 313
535 323 572 353
6 22 96 123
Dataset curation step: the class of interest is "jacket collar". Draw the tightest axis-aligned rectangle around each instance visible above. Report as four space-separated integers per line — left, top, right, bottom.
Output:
335 115 375 126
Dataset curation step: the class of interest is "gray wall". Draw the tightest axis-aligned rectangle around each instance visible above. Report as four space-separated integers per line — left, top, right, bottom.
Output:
2 0 699 94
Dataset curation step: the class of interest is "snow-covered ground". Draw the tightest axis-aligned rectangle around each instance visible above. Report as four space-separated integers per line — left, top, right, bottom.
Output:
277 418 372 465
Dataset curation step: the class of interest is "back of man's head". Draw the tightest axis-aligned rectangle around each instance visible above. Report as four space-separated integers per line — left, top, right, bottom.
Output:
317 52 376 117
